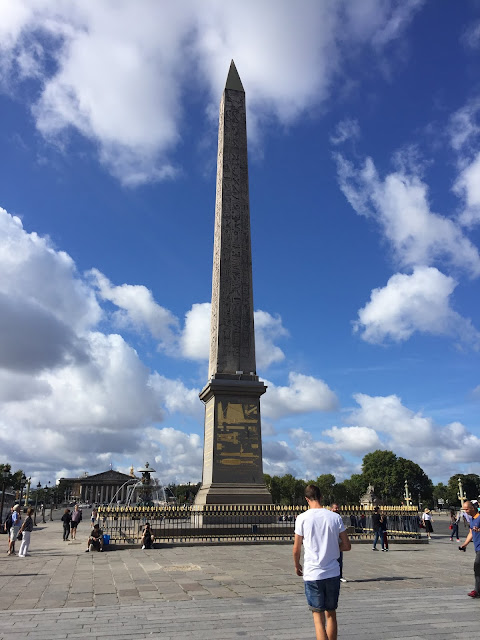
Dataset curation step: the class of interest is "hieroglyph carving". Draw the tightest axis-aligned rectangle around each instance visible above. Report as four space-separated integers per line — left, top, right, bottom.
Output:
209 87 256 378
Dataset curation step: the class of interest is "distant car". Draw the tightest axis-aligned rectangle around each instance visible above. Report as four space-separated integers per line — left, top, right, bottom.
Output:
78 503 92 508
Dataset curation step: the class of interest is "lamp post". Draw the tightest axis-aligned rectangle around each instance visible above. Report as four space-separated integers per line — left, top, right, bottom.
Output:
0 470 9 526
19 474 27 511
403 480 412 507
34 482 41 525
47 481 53 521
24 477 31 511
458 477 466 508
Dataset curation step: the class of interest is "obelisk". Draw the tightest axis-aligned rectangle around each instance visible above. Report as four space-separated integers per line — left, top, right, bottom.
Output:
195 61 272 505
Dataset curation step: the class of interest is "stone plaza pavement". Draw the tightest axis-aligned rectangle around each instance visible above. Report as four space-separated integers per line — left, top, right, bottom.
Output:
0 514 477 639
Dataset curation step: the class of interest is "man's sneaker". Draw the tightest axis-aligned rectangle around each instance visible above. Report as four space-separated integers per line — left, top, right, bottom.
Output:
381 548 386 551
141 545 145 549
468 590 479 598
85 549 89 552
340 578 347 583
372 547 377 550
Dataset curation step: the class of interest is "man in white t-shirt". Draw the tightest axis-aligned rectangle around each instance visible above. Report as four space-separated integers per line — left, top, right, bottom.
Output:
293 484 351 640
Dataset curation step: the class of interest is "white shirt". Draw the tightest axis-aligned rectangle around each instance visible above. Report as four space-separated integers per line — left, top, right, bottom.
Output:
422 512 432 521
294 508 345 581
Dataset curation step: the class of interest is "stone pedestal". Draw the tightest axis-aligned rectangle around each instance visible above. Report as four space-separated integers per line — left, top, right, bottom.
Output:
195 377 272 505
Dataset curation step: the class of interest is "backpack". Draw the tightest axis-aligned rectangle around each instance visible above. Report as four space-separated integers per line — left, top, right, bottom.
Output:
4 513 13 530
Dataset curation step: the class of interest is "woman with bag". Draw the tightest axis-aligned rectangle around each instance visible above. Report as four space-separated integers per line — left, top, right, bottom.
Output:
18 508 34 557
422 508 434 540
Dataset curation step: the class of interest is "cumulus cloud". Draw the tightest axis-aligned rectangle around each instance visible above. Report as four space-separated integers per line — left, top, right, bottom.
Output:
177 302 287 370
180 303 211 361
322 425 381 454
254 311 288 369
147 427 204 484
454 152 480 227
88 268 179 350
262 372 338 420
0 1 422 184
289 428 351 480
353 266 480 347
335 155 480 277
347 393 480 474
149 373 202 418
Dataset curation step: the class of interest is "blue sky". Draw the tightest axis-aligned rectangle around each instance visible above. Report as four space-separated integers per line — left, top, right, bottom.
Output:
1 1 480 490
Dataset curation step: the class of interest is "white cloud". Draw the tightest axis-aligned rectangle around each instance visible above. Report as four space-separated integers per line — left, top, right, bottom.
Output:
322 425 381 454
178 303 287 370
262 372 338 420
462 21 480 50
88 268 179 350
147 427 204 484
354 266 480 347
448 98 480 153
346 393 480 474
149 373 202 418
289 428 351 480
180 303 211 361
1 1 422 184
454 152 480 227
330 118 360 145
254 310 288 369
335 155 480 277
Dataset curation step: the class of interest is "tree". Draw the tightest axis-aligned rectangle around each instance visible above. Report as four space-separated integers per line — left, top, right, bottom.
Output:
446 474 480 506
342 474 368 504
361 450 432 505
315 474 336 505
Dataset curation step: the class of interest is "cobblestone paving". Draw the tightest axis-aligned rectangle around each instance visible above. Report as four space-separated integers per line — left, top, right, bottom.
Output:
0 513 476 639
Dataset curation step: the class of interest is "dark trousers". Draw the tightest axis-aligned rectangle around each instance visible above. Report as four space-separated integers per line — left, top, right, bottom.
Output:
474 551 480 593
63 525 70 540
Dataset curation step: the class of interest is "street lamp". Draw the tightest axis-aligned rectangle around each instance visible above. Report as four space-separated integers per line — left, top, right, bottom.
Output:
403 480 412 507
0 470 9 526
34 482 41 525
19 474 27 511
458 477 466 507
24 477 31 511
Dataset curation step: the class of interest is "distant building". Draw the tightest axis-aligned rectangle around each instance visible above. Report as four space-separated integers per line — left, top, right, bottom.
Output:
60 469 137 504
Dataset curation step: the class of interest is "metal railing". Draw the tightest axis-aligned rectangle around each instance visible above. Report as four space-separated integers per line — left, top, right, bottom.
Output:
97 504 420 545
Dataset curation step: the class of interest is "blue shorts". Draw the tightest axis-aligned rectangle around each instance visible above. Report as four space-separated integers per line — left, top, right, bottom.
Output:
304 576 341 612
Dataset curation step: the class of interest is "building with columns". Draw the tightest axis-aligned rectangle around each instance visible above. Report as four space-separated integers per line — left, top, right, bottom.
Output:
60 469 137 505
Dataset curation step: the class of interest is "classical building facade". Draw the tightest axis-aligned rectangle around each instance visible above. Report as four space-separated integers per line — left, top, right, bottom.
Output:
61 470 137 504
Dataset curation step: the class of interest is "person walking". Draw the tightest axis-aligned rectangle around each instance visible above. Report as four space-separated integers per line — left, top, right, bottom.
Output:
8 505 21 556
61 508 72 541
459 501 480 598
330 503 347 582
70 505 82 540
450 509 460 542
381 511 389 550
293 484 351 640
17 508 34 557
422 508 434 540
372 506 386 551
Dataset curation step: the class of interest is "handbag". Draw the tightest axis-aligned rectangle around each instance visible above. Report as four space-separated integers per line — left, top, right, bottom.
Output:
449 525 453 530
17 532 23 540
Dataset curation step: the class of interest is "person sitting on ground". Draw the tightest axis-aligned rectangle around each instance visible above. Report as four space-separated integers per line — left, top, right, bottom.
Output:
141 522 155 549
85 523 104 552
